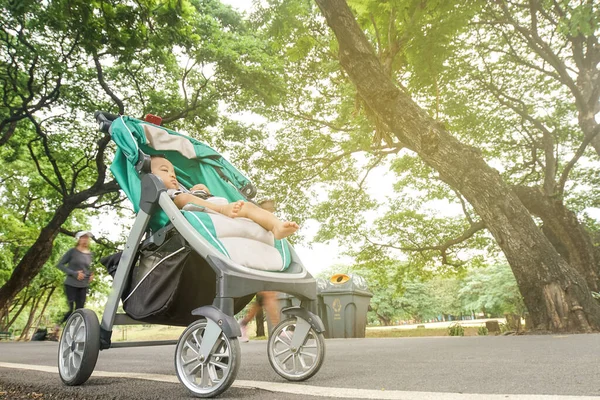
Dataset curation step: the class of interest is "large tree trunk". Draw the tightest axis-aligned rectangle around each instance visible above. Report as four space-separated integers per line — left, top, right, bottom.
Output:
315 0 600 331
513 185 600 292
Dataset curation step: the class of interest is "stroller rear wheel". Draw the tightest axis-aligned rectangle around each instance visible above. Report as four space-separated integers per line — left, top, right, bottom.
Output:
175 318 240 398
58 309 100 386
267 317 325 381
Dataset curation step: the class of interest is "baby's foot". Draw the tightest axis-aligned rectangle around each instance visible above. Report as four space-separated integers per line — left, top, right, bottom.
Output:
273 221 299 240
220 200 244 218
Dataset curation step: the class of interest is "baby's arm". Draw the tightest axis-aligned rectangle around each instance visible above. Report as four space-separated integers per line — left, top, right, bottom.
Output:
173 193 244 218
173 193 220 212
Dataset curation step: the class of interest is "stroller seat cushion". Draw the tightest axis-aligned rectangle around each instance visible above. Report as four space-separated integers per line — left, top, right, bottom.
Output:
182 210 290 271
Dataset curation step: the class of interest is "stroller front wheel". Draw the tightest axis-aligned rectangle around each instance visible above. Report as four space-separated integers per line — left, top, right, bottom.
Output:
58 309 100 386
175 318 241 398
267 317 325 381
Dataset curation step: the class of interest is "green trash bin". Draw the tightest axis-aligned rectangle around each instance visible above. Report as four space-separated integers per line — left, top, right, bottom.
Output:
320 273 372 338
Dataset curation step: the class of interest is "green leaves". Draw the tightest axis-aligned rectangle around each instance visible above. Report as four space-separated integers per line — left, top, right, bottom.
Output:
458 263 525 315
556 0 599 37
349 0 481 91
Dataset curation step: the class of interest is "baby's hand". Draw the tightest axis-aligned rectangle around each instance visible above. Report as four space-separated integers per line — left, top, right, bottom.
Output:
191 184 210 194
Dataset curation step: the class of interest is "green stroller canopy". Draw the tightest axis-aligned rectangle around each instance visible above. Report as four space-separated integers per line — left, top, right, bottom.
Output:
109 115 291 271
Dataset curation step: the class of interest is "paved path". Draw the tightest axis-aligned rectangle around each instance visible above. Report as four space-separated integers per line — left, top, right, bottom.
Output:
1 334 599 399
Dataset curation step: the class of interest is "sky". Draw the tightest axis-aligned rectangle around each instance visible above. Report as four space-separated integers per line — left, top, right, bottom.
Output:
221 0 255 13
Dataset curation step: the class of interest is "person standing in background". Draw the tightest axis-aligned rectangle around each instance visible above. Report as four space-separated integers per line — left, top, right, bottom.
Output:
56 231 94 324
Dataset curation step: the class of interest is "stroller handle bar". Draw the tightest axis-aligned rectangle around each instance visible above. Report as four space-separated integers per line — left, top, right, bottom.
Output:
95 111 120 133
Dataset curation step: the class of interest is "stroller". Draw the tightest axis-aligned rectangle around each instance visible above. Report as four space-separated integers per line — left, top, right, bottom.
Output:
57 112 326 398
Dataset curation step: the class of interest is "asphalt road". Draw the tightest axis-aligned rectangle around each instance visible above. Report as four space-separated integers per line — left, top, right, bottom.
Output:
1 334 599 399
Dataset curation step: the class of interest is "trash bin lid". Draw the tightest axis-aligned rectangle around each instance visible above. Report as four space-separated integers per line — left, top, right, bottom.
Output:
323 273 371 294
330 274 351 284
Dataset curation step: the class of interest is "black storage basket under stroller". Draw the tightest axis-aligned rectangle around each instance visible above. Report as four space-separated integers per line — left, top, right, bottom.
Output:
122 233 249 326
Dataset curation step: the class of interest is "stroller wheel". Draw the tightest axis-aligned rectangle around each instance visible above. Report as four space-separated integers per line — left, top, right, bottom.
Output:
58 309 100 386
175 318 240 398
267 317 325 381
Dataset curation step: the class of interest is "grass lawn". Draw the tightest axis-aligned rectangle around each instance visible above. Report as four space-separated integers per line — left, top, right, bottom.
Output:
366 326 480 338
112 325 186 341
111 321 264 342
109 322 484 342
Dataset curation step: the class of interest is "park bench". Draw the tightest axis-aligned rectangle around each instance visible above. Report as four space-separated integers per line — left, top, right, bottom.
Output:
0 331 13 340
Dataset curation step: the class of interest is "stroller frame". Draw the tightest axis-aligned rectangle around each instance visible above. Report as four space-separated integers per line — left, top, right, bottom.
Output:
100 172 323 339
57 112 326 398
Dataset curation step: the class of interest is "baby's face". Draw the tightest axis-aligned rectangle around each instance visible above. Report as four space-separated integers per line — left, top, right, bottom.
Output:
151 157 179 189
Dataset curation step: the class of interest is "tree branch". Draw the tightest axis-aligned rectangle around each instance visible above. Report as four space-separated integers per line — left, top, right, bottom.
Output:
124 65 147 112
358 154 385 190
557 127 600 195
93 51 125 114
369 13 382 58
25 116 68 195
452 189 474 225
364 221 486 263
0 28 63 146
280 108 355 132
494 0 586 112
87 131 113 193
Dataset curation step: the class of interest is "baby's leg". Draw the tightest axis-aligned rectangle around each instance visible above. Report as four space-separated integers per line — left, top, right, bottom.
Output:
272 221 299 240
218 200 244 218
237 202 298 239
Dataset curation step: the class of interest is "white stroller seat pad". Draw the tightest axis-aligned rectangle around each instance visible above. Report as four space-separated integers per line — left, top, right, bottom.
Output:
182 210 290 271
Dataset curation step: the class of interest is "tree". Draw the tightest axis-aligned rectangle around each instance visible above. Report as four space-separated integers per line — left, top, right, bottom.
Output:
247 1 600 332
247 0 494 272
459 264 525 317
395 281 437 322
0 0 284 318
312 0 600 331
433 0 600 292
430 277 463 319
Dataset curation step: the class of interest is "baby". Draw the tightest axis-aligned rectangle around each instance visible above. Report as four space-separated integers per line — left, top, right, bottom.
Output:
150 155 299 240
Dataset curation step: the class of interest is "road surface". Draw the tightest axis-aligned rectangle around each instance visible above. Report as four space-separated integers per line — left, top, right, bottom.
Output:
1 334 598 399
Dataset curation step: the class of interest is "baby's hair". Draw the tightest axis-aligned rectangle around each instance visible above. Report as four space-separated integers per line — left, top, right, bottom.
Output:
150 154 167 160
